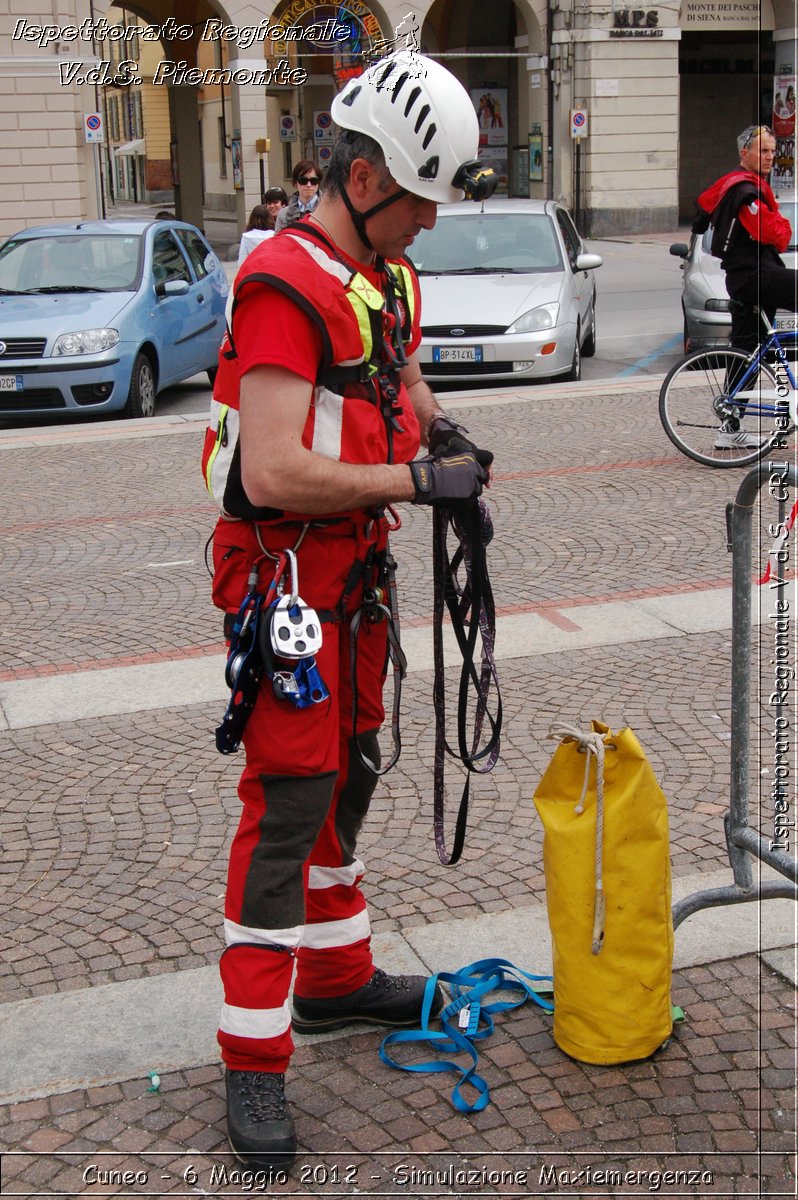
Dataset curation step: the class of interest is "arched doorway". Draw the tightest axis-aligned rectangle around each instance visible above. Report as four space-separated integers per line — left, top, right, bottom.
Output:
678 0 777 217
421 0 545 197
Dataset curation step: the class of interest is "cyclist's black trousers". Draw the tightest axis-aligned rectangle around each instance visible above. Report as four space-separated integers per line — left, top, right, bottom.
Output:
725 265 798 353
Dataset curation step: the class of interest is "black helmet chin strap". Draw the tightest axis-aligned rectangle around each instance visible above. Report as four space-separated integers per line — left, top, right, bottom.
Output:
339 183 409 251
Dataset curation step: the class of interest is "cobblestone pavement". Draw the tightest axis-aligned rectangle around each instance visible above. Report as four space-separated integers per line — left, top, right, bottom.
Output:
0 953 794 1197
0 378 795 1197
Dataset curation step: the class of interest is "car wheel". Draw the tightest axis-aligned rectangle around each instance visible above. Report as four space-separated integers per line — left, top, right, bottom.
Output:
564 327 582 381
207 366 218 388
582 303 597 357
122 351 156 419
682 313 691 355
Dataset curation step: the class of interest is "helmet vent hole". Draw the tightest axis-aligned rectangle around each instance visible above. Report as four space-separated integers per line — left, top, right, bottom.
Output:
422 123 437 150
342 85 361 107
391 72 410 102
404 86 422 116
414 104 431 134
418 156 439 180
376 62 397 88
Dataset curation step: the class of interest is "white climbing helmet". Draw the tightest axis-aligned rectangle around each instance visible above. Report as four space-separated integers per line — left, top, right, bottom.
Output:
331 51 493 204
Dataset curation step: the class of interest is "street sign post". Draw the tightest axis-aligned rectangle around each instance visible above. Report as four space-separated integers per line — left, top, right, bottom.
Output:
570 108 589 139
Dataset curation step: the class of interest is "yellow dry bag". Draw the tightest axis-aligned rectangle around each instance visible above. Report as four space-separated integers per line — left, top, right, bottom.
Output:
533 721 674 1064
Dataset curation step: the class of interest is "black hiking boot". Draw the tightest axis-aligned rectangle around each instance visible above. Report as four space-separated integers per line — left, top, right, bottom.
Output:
225 1070 297 1175
291 967 443 1033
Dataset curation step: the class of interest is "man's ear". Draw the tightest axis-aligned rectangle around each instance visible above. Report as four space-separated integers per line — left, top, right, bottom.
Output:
348 157 377 199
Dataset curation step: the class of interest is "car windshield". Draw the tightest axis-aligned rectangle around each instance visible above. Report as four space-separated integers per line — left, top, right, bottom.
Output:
0 234 141 293
408 212 563 275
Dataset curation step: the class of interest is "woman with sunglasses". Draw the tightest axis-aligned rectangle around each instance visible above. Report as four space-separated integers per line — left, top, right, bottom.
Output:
274 160 321 231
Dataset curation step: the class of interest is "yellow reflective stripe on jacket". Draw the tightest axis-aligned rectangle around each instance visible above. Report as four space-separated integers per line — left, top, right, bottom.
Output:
343 265 417 371
203 401 238 506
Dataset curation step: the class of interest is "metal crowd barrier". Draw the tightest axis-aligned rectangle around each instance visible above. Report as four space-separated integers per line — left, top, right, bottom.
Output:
673 462 798 929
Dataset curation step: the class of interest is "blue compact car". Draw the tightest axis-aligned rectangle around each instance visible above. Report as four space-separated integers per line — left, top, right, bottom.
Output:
0 219 229 419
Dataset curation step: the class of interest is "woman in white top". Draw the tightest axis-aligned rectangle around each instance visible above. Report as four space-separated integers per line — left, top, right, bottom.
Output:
237 189 288 266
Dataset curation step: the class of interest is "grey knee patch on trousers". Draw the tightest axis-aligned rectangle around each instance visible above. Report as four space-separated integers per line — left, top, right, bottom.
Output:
336 731 380 865
241 771 336 930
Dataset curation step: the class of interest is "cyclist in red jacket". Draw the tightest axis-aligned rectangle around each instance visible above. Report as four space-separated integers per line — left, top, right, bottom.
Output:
693 125 795 447
694 124 794 353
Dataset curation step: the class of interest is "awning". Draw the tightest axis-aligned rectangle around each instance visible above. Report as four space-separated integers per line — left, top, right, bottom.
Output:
113 139 146 157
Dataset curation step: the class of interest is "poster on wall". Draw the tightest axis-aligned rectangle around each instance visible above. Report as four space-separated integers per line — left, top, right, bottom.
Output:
772 73 795 192
529 132 544 181
231 138 243 190
471 88 508 148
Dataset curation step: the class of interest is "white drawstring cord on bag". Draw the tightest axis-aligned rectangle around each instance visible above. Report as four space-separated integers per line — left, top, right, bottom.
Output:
548 723 607 955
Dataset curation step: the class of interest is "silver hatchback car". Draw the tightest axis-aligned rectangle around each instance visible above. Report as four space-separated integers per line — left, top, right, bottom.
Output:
670 194 798 353
409 199 602 383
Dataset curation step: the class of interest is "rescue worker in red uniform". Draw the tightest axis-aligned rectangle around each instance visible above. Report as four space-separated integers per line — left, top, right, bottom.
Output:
202 51 497 1173
693 124 795 448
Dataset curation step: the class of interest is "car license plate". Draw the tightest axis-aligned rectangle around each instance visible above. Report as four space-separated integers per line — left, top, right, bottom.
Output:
775 314 798 332
432 346 483 363
0 375 23 392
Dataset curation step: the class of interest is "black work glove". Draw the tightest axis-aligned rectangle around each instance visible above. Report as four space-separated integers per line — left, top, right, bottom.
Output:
427 415 494 469
409 448 489 505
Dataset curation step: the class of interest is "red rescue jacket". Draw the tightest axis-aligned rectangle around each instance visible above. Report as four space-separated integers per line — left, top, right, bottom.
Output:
695 169 791 272
201 224 421 523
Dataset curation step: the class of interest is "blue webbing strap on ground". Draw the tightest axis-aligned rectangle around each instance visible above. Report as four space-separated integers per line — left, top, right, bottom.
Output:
379 957 554 1113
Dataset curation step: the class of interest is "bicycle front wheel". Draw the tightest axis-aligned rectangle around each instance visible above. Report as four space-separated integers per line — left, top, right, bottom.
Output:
659 348 787 468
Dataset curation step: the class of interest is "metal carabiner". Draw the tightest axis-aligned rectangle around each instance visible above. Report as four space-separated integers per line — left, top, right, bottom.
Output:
280 548 299 606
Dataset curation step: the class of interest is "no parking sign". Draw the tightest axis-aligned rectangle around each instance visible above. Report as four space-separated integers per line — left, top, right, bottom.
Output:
314 111 334 142
83 112 104 144
279 115 297 142
570 108 589 139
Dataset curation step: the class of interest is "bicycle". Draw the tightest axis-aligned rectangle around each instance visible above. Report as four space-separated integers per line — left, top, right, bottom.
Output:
659 305 798 467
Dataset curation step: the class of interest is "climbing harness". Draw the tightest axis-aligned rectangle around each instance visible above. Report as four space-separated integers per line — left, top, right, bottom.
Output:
432 498 503 865
380 958 553 1113
202 223 419 523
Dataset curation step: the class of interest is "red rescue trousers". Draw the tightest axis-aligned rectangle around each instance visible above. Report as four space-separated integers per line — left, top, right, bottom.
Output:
211 514 391 1072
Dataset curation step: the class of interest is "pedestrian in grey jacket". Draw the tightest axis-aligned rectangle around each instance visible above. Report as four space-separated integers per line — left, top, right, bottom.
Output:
274 160 321 231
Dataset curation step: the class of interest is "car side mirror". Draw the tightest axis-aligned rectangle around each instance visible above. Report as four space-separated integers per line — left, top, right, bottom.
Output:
669 243 689 259
575 253 603 271
155 278 190 297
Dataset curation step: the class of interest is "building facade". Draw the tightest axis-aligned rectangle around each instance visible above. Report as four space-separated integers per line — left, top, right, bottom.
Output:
0 0 794 240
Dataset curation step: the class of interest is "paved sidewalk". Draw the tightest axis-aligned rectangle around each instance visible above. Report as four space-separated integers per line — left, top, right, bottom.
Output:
0 376 795 1197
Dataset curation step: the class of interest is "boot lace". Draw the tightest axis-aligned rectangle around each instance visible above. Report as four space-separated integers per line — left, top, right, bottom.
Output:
366 968 413 995
240 1072 288 1123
